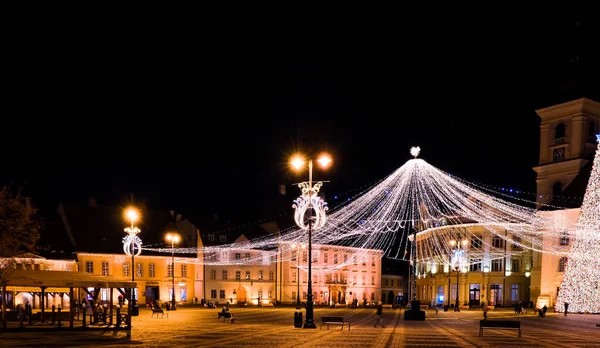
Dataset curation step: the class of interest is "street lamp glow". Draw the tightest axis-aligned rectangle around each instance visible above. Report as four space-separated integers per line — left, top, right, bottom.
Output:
124 207 139 227
166 233 181 244
290 155 306 170
317 154 332 168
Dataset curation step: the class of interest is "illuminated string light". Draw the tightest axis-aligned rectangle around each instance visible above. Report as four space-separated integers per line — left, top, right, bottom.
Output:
556 135 600 314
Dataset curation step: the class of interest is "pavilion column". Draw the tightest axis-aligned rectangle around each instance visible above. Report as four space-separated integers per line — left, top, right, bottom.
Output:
69 287 74 329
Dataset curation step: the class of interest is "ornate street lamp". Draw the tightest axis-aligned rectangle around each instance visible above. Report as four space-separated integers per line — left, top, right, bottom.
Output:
291 153 331 329
449 238 468 312
291 243 306 309
165 233 180 310
123 207 141 316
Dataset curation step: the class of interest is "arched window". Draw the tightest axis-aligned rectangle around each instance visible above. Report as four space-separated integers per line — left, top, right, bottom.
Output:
555 123 566 138
552 182 562 197
558 257 568 272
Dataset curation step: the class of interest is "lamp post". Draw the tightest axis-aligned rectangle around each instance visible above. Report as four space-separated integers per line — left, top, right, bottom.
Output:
123 207 141 316
165 233 180 310
449 238 468 312
291 153 332 329
291 243 306 309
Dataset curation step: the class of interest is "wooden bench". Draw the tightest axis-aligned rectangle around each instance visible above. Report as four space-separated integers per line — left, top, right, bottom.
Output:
151 307 168 318
320 316 350 331
479 320 521 338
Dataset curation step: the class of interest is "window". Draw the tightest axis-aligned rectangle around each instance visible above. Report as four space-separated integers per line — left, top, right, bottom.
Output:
86 261 93 273
168 264 174 277
302 251 307 262
471 237 482 248
269 271 274 281
362 274 365 285
334 254 338 264
372 259 376 267
220 290 225 299
245 252 250 260
101 289 109 301
245 271 250 280
219 235 226 242
511 284 519 301
149 264 155 278
491 259 503 272
302 291 307 300
101 262 109 276
211 270 216 280
324 253 328 263
235 271 241 281
268 290 272 299
555 123 566 138
291 251 297 261
235 253 241 260
560 232 570 246
511 259 520 273
211 289 217 298
222 270 228 280
371 293 375 301
512 236 522 250
180 287 187 302
470 259 481 272
559 257 568 272
136 263 143 277
208 234 215 241
181 264 187 277
258 290 263 298
371 275 375 285
292 271 297 283
343 254 348 263
385 279 389 286
292 291 297 300
302 274 307 283
492 237 504 248
553 147 566 161
123 263 130 277
258 270 263 281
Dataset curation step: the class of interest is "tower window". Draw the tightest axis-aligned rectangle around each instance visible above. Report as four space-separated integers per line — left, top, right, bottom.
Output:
555 123 566 138
552 182 562 197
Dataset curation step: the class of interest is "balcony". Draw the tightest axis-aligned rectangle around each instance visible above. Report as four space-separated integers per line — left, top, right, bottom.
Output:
325 280 347 285
554 137 566 146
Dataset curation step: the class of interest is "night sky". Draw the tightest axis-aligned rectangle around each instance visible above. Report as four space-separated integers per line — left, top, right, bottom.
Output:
4 5 600 229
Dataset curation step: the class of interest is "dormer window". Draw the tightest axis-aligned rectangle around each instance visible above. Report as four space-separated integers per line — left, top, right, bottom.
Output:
208 234 215 241
219 235 226 242
555 123 566 138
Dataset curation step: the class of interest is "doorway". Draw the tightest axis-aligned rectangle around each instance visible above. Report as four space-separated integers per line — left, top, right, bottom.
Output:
145 286 159 305
469 283 480 306
236 286 247 304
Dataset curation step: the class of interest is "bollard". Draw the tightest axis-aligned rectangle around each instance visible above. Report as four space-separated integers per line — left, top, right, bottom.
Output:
58 306 62 328
52 305 56 325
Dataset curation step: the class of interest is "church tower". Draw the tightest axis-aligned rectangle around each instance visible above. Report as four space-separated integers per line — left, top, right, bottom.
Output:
533 98 600 209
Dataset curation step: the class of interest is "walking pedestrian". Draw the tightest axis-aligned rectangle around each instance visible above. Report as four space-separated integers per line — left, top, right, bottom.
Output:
373 302 385 328
564 302 569 316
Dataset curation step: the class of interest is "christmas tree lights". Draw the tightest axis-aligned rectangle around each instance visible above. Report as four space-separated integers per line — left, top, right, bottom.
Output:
556 135 600 313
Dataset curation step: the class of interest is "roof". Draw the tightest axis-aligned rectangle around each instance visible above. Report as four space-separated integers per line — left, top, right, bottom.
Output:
6 269 136 290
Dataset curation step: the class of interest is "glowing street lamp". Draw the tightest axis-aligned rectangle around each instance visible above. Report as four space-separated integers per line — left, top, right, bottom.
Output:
291 243 306 309
291 152 331 329
165 233 180 310
449 238 468 312
123 206 141 315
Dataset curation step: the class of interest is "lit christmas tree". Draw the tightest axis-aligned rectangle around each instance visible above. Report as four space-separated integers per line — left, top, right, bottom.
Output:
556 133 600 313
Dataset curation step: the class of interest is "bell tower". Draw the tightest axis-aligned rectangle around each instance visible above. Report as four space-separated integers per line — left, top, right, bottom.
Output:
533 98 600 209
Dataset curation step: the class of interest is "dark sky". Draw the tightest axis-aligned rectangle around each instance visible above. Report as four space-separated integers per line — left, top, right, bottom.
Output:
4 5 600 227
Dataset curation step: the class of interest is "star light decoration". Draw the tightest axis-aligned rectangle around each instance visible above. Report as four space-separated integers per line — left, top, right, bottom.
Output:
556 135 600 313
410 146 421 158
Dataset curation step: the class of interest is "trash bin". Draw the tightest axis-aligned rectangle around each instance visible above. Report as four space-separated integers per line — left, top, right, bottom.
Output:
294 311 303 328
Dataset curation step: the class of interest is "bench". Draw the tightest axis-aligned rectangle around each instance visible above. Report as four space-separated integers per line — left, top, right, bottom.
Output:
320 316 350 331
479 320 521 338
218 312 236 323
151 307 168 318
262 302 274 307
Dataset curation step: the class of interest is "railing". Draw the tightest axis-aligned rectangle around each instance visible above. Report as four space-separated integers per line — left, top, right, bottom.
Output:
554 137 566 145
